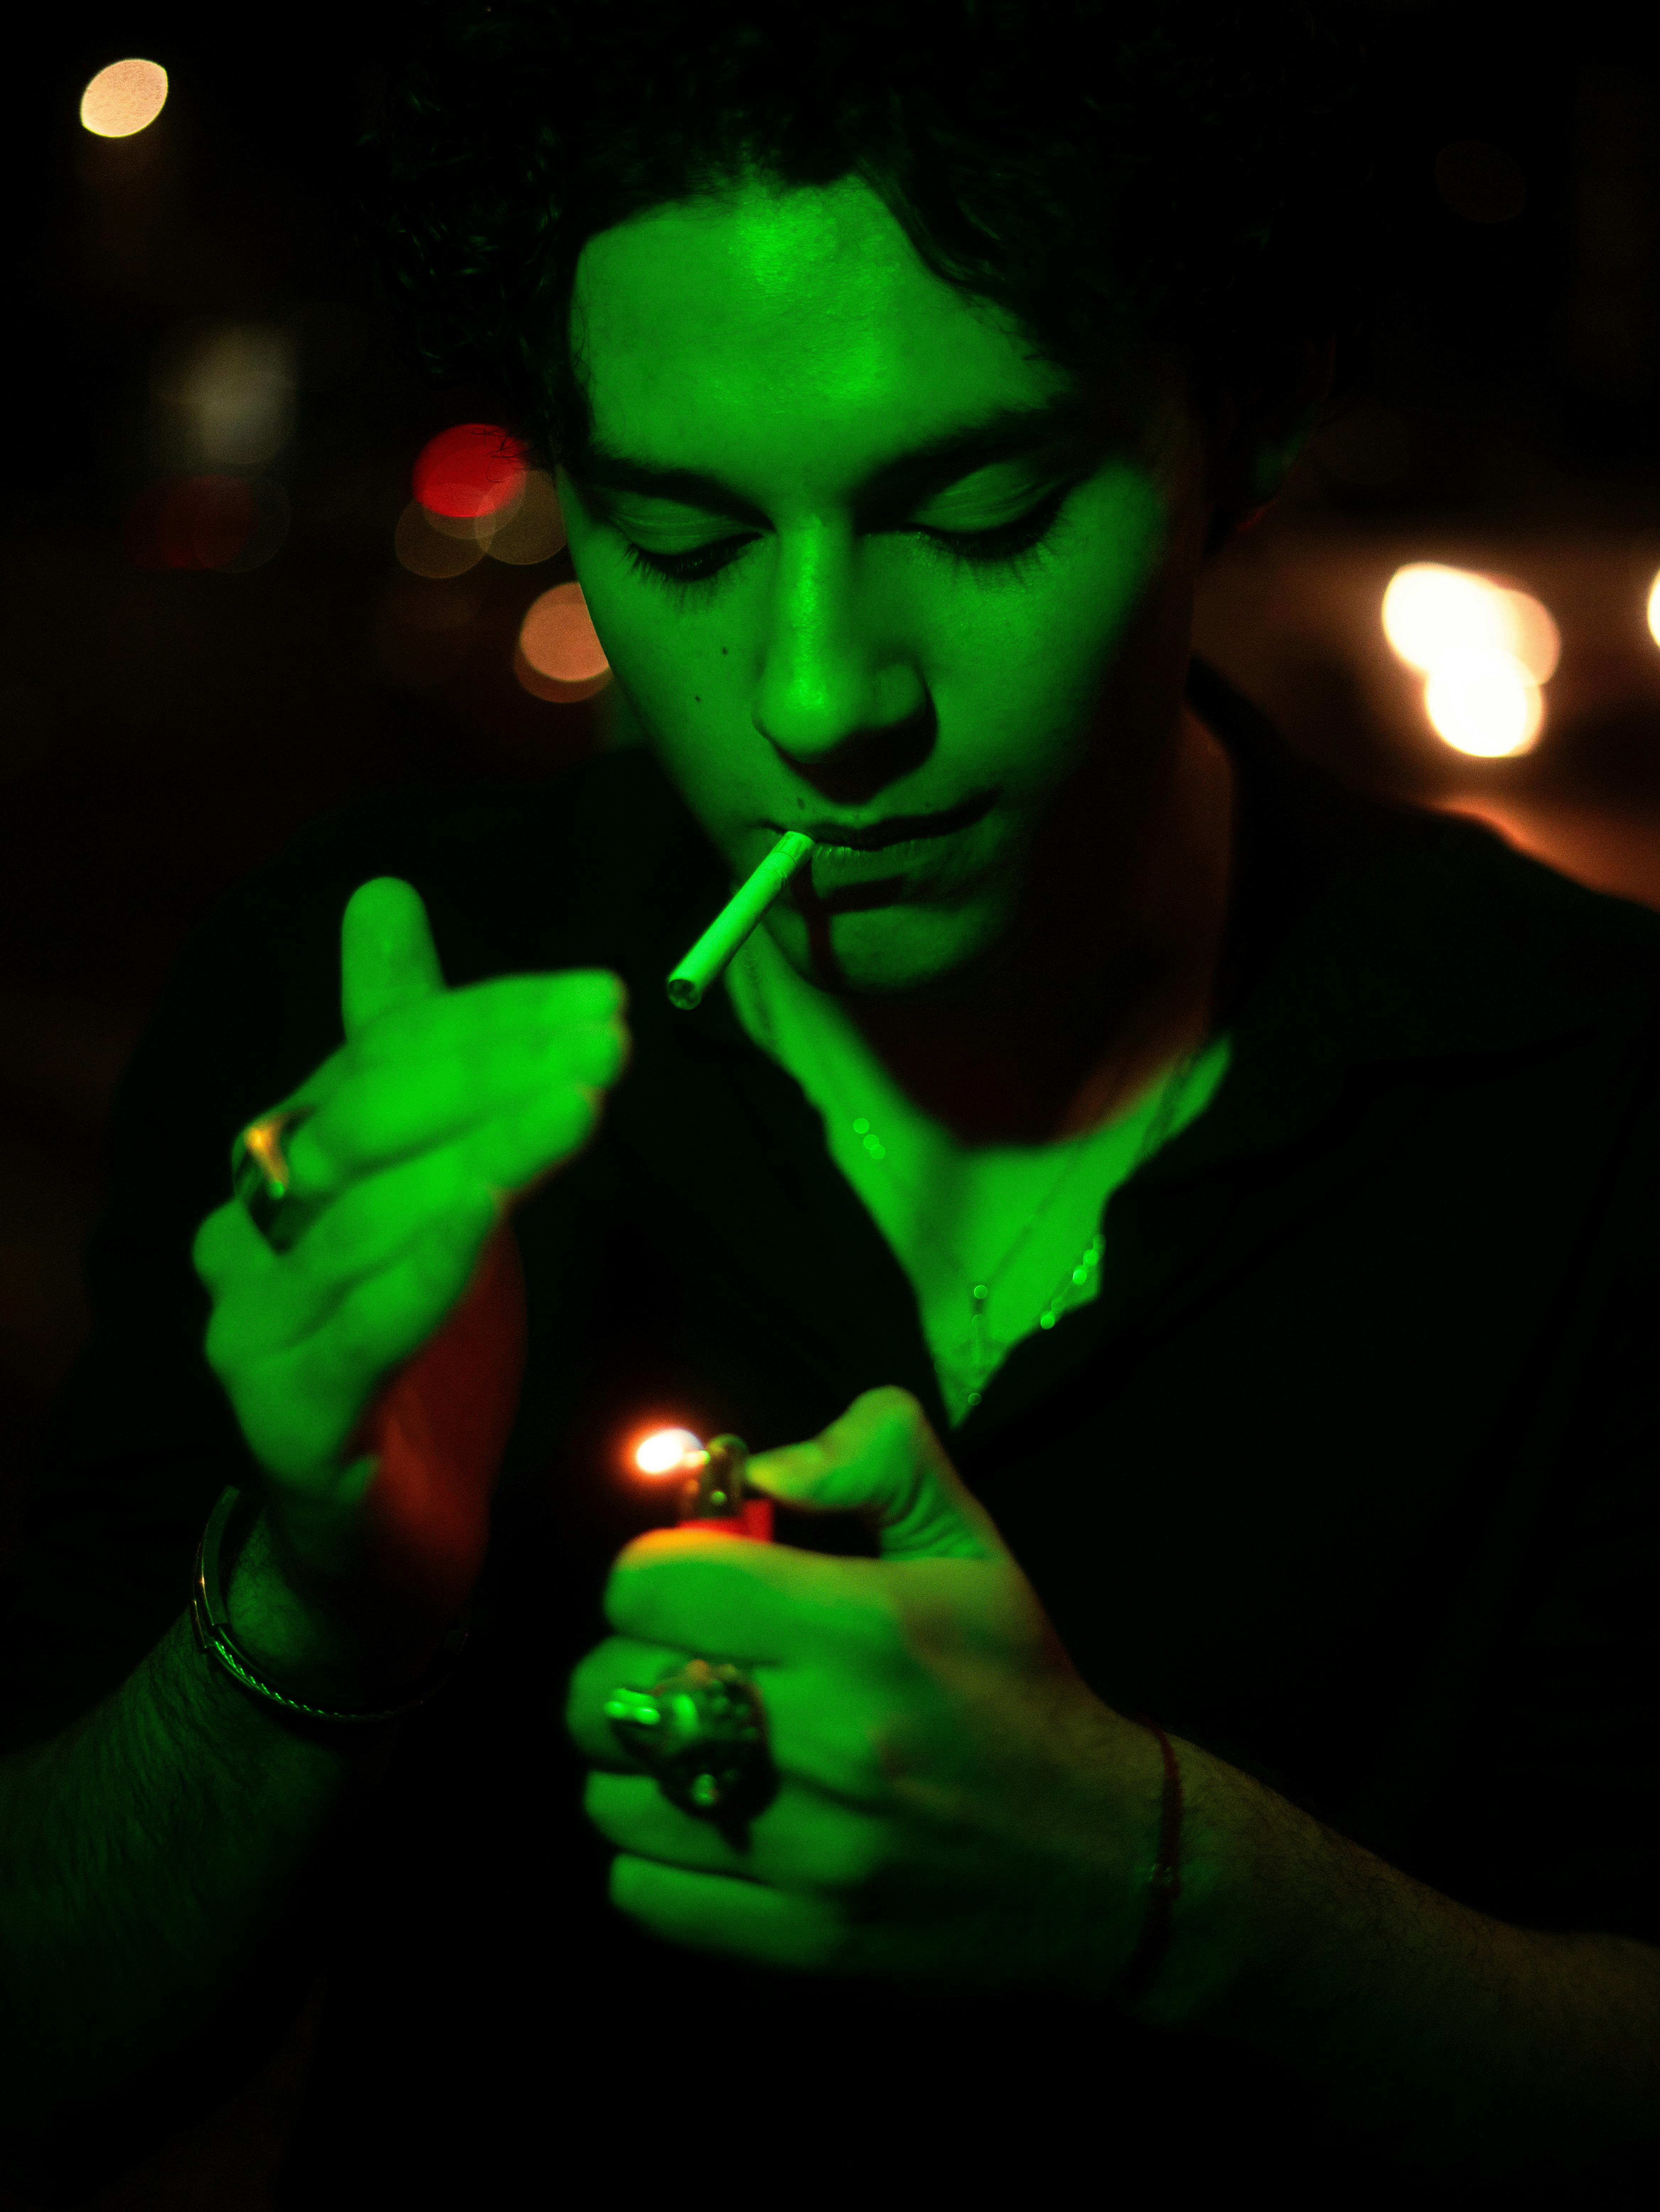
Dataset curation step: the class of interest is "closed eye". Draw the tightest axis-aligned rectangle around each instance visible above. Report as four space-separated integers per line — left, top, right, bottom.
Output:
912 481 1075 569
617 479 1078 594
620 533 759 589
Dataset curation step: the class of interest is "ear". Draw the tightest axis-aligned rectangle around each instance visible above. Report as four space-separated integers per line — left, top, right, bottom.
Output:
1201 332 1336 553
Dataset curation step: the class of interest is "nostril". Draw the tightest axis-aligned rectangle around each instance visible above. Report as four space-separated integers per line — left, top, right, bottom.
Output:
761 703 938 805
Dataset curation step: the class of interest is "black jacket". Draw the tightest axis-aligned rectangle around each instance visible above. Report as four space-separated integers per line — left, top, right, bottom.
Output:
5 660 1658 2205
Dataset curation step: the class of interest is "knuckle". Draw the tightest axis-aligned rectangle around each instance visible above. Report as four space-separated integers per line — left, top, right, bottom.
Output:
872 1385 928 1441
202 1307 239 1379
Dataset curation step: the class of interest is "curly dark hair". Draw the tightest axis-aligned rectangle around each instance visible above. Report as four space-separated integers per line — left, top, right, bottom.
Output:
360 0 1397 540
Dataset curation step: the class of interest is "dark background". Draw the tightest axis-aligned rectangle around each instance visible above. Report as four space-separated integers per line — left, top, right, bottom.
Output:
3 2 1660 2200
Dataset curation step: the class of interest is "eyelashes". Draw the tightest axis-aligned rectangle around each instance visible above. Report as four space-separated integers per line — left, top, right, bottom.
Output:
618 481 1076 594
620 536 748 590
920 482 1073 575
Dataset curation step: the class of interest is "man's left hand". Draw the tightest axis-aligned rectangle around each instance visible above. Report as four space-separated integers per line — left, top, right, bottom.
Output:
567 1387 1167 1990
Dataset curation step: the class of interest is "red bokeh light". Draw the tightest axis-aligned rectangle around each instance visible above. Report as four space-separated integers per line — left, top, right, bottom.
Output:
412 424 528 521
125 475 285 571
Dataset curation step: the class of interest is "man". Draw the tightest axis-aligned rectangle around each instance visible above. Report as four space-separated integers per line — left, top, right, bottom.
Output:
2 4 1657 2203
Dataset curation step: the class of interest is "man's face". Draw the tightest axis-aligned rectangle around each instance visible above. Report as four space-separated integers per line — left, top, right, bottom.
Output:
559 176 1211 998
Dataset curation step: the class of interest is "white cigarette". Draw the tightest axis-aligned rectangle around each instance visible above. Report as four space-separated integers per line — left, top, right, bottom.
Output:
666 831 815 1009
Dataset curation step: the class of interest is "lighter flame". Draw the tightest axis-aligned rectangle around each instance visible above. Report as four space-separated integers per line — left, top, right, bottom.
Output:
635 1428 704 1477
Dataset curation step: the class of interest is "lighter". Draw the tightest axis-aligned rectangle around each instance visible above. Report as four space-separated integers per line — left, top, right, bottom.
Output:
632 1428 774 1540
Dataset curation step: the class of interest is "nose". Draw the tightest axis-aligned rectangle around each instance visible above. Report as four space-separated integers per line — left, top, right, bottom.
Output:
751 522 931 795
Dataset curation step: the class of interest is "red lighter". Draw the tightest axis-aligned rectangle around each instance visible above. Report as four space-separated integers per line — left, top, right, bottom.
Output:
633 1429 773 1540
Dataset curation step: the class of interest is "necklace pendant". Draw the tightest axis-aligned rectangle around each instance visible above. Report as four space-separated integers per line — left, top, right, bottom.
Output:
968 1288 991 1384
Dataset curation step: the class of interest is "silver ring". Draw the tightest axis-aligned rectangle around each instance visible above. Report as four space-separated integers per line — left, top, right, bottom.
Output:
605 1659 775 1821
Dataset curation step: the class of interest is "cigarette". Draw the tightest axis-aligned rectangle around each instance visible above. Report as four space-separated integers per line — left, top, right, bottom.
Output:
665 831 815 1009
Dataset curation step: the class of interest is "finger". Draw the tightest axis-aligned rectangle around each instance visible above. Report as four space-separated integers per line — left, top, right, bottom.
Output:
586 1773 884 1895
193 1196 280 1300
208 1137 500 1354
603 1531 896 1667
293 1021 626 1189
340 876 447 1041
746 1387 1008 1562
586 1772 754 1872
609 1855 850 1972
212 1212 497 1479
344 969 627 1073
566 1635 708 1765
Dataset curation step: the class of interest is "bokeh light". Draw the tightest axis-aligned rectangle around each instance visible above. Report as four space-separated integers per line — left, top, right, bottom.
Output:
125 475 289 572
515 582 611 702
635 1428 704 1476
1422 649 1544 758
486 470 567 565
394 501 487 580
412 424 528 524
80 59 168 138
152 324 295 469
1382 562 1557 758
1645 569 1660 651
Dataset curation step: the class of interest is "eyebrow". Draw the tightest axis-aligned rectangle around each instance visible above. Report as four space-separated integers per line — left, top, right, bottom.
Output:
563 394 1094 521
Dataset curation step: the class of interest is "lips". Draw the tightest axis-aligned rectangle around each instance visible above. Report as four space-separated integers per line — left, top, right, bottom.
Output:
782 793 993 853
758 792 994 908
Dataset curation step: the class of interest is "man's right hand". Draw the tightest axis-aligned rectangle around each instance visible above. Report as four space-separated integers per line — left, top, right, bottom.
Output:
193 875 629 1625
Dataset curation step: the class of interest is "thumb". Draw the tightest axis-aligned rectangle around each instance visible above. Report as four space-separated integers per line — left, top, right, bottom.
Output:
747 1387 1007 1562
341 877 446 1040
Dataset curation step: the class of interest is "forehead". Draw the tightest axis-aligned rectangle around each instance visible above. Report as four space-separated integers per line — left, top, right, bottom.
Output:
568 177 1070 487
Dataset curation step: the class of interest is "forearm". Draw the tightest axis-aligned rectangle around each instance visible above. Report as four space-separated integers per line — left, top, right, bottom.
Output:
0 1589 357 2120
1147 1741 1660 2167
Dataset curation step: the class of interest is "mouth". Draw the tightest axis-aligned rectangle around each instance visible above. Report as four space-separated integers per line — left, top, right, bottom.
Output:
773 793 994 856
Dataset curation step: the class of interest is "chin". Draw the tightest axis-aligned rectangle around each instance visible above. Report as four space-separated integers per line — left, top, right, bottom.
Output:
780 901 1008 1000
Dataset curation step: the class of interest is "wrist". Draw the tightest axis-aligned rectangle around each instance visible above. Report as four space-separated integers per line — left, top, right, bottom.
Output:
216 1492 458 1714
1119 1736 1275 2029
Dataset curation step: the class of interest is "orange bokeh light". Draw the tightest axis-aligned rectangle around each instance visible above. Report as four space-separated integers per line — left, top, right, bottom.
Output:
412 424 528 522
81 58 168 138
515 582 610 702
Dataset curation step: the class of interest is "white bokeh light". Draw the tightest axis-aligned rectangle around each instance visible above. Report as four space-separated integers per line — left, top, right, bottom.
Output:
1382 562 1557 759
1423 647 1544 759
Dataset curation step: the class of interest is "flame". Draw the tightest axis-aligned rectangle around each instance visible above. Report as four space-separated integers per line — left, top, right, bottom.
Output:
634 1428 705 1477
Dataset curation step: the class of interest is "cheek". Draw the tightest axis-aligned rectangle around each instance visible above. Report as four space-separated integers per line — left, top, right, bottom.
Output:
565 538 745 724
928 476 1171 778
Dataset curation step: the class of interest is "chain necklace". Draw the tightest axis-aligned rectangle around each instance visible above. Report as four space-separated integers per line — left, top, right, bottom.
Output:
731 935 1212 1415
848 1047 1200 1411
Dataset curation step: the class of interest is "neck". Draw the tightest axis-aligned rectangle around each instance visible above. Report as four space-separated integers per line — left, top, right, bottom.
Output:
844 704 1235 1146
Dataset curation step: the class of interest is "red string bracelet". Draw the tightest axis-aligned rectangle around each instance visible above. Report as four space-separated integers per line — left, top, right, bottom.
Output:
1118 1717 1184 2006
